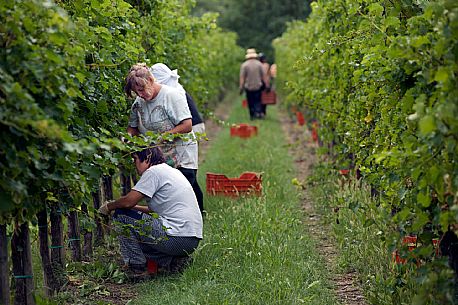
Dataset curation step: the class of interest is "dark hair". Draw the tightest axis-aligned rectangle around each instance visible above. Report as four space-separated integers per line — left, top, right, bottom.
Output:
132 146 165 166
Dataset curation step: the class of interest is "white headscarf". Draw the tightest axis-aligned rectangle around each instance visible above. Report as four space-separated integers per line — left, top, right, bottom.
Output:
150 63 185 94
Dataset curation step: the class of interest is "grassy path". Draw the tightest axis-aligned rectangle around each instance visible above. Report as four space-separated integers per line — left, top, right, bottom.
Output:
283 115 367 305
133 95 338 305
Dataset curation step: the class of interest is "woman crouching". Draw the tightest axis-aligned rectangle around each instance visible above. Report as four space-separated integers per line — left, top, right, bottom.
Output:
98 146 203 280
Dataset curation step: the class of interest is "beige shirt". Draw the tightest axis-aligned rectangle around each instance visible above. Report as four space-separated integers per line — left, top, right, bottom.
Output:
240 59 264 91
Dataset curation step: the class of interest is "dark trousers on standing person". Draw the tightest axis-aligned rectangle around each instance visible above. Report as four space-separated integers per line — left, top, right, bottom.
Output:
178 167 204 214
246 89 262 120
192 180 204 214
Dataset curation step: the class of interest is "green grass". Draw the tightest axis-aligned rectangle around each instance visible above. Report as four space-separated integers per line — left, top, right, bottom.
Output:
133 96 337 305
308 163 418 305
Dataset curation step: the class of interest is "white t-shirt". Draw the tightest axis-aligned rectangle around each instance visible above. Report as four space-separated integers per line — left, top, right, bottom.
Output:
128 85 198 169
132 163 203 238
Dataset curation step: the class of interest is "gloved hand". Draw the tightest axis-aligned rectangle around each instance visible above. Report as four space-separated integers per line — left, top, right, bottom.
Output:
98 200 115 216
239 87 244 95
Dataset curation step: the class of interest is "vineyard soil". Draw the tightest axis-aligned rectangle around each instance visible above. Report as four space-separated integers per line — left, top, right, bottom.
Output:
281 114 367 305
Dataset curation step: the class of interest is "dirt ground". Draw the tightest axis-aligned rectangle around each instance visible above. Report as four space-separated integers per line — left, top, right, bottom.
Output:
63 277 137 305
280 112 367 305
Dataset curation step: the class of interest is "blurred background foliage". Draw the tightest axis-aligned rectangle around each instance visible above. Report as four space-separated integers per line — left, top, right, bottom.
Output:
193 0 311 62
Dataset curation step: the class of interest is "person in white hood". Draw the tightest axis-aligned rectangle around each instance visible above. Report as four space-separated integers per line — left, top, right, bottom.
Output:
124 63 199 205
150 63 205 214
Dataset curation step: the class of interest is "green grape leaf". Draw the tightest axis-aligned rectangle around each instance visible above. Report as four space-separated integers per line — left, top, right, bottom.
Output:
418 115 436 135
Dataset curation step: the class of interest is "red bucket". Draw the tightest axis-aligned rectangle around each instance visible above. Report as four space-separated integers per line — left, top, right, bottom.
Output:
147 259 158 274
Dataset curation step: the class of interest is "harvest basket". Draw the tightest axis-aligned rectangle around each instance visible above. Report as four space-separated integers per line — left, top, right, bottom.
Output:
261 90 277 105
206 172 262 197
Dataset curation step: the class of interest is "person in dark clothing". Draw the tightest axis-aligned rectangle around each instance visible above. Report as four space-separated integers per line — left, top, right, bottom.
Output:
239 48 265 120
183 92 205 213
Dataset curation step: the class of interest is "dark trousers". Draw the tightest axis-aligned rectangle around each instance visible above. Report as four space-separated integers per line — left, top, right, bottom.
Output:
246 89 262 120
178 167 204 213
178 167 196 185
192 180 204 213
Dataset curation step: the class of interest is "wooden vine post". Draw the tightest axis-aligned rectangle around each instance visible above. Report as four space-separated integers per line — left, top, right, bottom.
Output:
102 175 113 202
0 224 10 305
102 175 113 234
120 166 132 196
132 174 138 185
11 222 35 305
80 203 93 258
37 210 57 296
92 190 104 245
67 210 81 262
49 205 66 287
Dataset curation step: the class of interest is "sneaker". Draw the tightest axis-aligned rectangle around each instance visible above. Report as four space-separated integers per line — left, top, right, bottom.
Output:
123 264 150 282
169 256 193 274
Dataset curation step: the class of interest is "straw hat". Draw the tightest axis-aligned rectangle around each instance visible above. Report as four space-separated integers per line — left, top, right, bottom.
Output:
245 48 258 59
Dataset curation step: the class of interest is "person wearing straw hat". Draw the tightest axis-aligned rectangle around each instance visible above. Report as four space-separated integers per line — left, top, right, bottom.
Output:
239 48 265 120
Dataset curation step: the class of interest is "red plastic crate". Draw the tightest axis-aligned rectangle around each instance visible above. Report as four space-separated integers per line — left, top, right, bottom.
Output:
311 122 319 142
261 90 277 105
392 236 418 265
432 238 441 256
339 169 350 176
392 236 442 265
230 124 258 138
296 111 305 126
206 172 262 197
